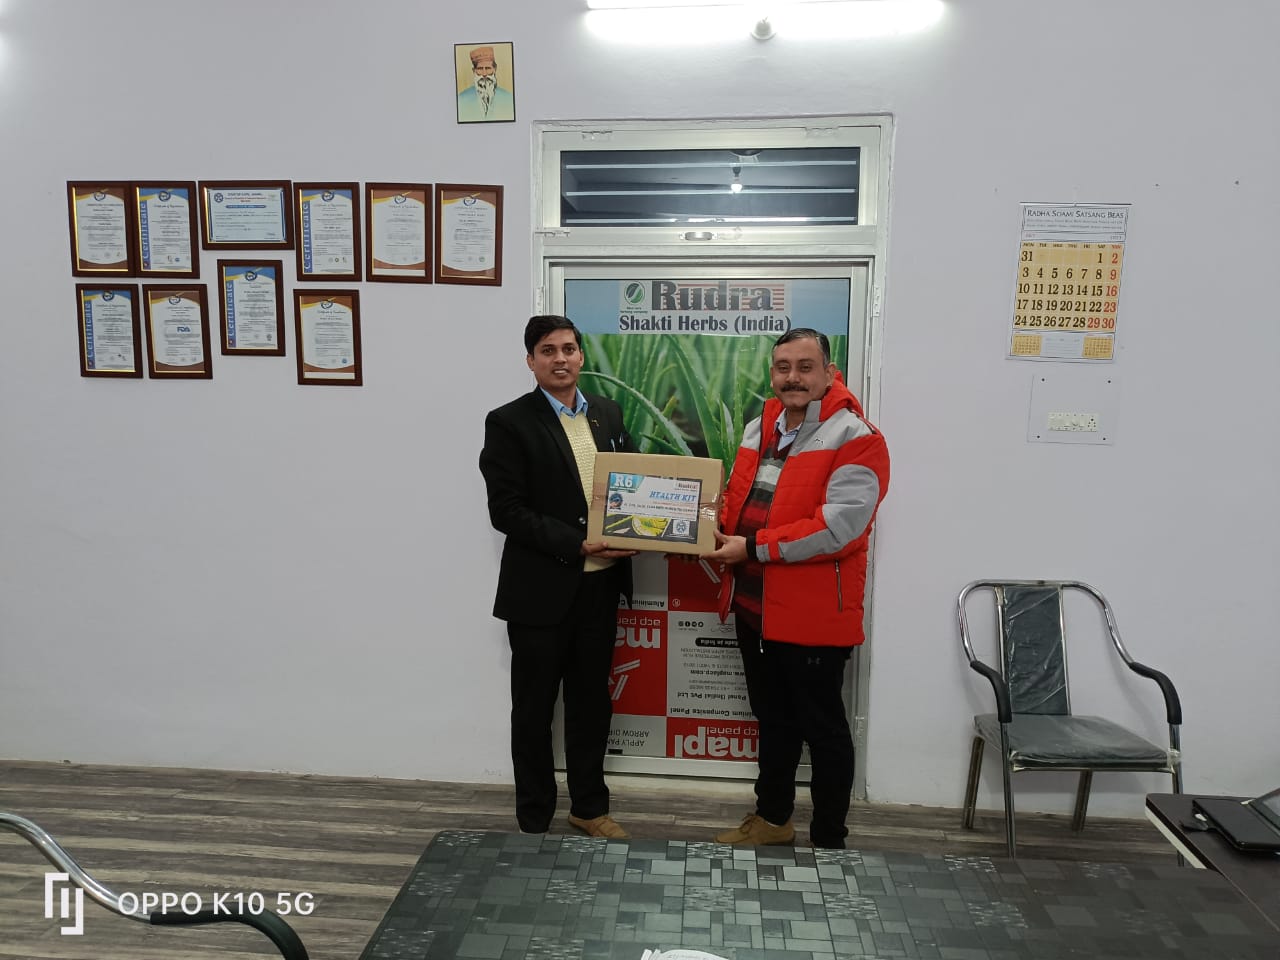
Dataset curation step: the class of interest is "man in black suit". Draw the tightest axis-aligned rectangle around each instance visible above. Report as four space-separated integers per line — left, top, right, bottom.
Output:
479 315 636 838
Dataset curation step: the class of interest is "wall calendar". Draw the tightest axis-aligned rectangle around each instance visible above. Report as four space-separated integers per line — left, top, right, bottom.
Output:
1009 203 1129 361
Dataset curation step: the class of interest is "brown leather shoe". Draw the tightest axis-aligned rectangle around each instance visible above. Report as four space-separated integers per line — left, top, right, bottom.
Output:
714 813 795 845
567 814 629 838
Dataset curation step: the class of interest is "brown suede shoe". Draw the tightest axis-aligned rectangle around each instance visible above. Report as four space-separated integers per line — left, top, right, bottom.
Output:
567 814 630 839
714 813 796 845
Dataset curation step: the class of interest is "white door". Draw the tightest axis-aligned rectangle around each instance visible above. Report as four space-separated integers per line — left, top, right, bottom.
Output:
549 259 876 795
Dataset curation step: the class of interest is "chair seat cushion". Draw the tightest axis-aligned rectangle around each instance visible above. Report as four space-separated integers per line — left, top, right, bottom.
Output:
974 713 1172 770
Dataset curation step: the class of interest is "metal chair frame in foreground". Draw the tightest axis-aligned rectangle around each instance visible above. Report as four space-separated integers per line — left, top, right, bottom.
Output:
0 811 309 959
958 579 1183 858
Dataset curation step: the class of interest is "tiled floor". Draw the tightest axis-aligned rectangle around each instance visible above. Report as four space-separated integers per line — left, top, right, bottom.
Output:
360 831 1279 960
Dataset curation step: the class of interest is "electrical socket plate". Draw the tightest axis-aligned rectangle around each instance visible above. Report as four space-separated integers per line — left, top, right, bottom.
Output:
1028 371 1118 444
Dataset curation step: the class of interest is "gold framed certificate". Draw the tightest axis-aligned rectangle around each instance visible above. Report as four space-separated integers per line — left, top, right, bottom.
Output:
76 284 142 378
134 182 200 279
434 183 503 285
365 182 431 283
68 182 136 276
142 285 213 379
217 260 285 356
294 290 362 386
294 182 361 282
198 180 293 250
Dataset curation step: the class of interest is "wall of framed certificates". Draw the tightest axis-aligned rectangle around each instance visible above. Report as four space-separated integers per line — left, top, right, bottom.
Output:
67 179 504 384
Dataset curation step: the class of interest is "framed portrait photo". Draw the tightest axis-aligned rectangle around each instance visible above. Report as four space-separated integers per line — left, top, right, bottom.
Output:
454 41 515 124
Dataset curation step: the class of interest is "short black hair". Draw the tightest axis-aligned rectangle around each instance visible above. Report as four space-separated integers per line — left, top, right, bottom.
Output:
523 315 583 355
773 327 831 365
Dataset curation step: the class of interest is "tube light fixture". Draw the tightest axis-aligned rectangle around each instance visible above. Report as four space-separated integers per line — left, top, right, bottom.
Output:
589 0 835 7
588 0 742 7
586 1 943 43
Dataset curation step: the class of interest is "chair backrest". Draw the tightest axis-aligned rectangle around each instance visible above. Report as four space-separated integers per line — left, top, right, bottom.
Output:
995 582 1071 716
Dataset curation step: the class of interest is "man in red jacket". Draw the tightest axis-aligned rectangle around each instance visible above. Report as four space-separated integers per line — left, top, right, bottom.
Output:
703 328 889 849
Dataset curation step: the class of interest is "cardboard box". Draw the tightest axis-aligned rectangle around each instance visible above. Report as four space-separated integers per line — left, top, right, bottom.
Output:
589 452 724 555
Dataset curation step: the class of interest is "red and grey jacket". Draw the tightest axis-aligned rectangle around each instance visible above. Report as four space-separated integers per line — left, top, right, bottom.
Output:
717 372 889 647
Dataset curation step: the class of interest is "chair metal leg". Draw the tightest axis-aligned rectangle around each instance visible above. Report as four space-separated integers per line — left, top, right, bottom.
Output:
962 736 984 829
1170 730 1185 864
1071 771 1092 831
999 725 1016 859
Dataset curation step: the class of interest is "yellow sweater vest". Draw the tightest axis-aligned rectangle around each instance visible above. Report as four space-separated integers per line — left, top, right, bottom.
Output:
560 411 611 572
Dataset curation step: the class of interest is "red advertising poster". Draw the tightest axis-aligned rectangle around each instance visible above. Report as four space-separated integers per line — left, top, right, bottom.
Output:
607 556 759 763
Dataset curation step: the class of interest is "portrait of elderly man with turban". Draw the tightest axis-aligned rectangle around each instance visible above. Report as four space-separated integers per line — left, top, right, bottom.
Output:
456 44 516 123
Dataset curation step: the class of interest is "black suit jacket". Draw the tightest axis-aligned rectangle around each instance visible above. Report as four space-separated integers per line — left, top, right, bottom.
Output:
479 388 634 626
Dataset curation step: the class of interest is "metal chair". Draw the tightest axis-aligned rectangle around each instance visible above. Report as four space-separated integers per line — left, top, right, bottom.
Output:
958 579 1183 858
1 812 309 958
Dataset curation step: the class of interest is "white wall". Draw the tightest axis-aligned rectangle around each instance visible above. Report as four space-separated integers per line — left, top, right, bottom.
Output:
1 0 1276 817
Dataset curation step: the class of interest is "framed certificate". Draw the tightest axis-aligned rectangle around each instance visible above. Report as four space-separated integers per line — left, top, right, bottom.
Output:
294 182 361 282
198 180 293 250
76 284 142 378
67 182 136 276
434 183 503 285
134 182 199 278
365 183 431 283
217 260 285 356
142 284 213 379
294 290 362 386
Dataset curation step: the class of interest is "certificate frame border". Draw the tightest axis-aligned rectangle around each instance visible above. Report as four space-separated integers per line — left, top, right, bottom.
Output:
434 182 504 286
293 181 363 283
141 283 214 380
75 283 143 379
365 182 433 284
67 181 137 277
197 179 295 251
133 181 201 280
293 289 363 387
217 259 286 357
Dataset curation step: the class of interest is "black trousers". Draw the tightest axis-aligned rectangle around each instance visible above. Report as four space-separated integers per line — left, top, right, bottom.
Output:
507 566 621 833
736 619 855 848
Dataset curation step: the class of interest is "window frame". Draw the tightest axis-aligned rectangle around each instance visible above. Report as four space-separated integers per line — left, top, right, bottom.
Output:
534 117 889 251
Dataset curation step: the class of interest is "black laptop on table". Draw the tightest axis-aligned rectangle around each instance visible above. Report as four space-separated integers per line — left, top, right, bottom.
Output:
1193 787 1280 852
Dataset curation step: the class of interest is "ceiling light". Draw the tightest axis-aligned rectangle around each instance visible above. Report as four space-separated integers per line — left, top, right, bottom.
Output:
587 0 740 7
586 1 944 43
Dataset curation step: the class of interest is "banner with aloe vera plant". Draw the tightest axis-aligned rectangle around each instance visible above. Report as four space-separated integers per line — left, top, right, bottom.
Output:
566 276 853 763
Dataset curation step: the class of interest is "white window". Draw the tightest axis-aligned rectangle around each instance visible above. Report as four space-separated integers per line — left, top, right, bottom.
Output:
535 117 890 251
